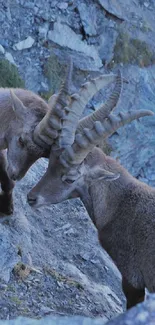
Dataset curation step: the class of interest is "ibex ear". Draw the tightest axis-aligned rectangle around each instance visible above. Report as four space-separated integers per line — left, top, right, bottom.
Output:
10 90 27 121
89 167 120 184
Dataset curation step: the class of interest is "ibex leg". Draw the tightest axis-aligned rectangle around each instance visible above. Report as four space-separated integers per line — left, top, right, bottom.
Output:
0 150 15 215
122 276 145 309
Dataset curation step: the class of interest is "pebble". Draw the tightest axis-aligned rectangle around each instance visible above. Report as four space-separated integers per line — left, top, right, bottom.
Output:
5 52 16 65
57 3 68 10
40 306 53 314
0 44 5 54
144 2 149 7
13 36 35 51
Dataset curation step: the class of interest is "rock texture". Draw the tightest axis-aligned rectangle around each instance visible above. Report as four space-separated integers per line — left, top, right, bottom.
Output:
0 0 155 178
0 159 123 320
0 293 155 324
0 0 155 323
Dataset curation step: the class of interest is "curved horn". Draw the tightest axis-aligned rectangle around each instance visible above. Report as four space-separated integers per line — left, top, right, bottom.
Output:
59 72 118 148
59 109 154 168
76 70 122 133
33 57 73 148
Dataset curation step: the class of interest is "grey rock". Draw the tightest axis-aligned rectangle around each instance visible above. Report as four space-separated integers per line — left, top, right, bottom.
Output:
48 20 102 69
0 44 5 54
0 225 20 282
1 294 155 324
40 306 53 315
13 37 35 51
0 157 124 319
144 2 149 8
0 315 106 324
0 10 5 22
57 3 68 10
50 1 57 8
0 40 9 48
38 23 49 40
109 65 155 184
5 52 16 65
108 293 155 324
97 0 155 40
20 1 35 9
77 1 97 36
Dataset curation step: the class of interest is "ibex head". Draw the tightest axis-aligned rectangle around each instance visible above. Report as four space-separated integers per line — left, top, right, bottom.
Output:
7 58 121 181
6 91 48 180
6 60 73 180
27 67 153 207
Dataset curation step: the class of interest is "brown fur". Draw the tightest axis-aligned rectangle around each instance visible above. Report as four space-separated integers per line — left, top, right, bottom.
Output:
0 88 50 215
28 147 155 308
0 150 14 215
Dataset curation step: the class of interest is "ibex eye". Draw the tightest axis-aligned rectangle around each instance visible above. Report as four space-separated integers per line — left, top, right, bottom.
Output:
62 175 74 184
19 136 25 147
64 179 75 184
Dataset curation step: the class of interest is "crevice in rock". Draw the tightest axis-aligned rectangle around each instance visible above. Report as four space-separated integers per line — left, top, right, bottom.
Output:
104 9 124 23
74 5 88 41
79 24 88 41
97 2 124 24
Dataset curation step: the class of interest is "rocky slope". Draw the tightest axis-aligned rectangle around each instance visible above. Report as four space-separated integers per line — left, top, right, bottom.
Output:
0 0 155 323
0 158 124 320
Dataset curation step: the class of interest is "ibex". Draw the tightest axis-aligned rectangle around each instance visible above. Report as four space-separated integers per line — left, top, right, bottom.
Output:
0 61 128 215
0 88 48 214
27 72 154 309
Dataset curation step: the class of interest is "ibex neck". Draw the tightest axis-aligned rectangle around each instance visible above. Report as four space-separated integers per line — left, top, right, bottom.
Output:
86 172 135 231
77 185 96 226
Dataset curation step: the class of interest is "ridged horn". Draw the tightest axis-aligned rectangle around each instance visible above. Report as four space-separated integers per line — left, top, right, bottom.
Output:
33 57 73 149
59 109 154 168
59 72 118 148
77 70 122 133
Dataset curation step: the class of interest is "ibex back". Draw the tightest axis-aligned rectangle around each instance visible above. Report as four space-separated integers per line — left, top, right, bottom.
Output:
27 71 154 308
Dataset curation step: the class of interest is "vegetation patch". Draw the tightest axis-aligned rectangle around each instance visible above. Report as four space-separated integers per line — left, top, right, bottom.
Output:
110 31 155 68
43 51 66 97
0 59 25 88
44 267 84 290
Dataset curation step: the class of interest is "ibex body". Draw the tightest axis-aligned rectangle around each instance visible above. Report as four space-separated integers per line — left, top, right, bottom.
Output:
28 146 155 309
28 72 154 309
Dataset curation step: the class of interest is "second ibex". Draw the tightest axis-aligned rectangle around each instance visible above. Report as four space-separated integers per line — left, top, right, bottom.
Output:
27 63 154 309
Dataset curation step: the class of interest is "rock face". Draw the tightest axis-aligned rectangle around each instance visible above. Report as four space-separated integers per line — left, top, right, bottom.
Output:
108 293 155 325
0 0 155 322
0 293 155 324
0 159 124 320
48 20 102 70
0 0 154 178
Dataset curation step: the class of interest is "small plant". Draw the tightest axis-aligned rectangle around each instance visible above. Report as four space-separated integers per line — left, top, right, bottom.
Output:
0 59 25 88
44 51 66 95
110 31 155 68
11 296 22 305
13 262 30 279
44 267 84 290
